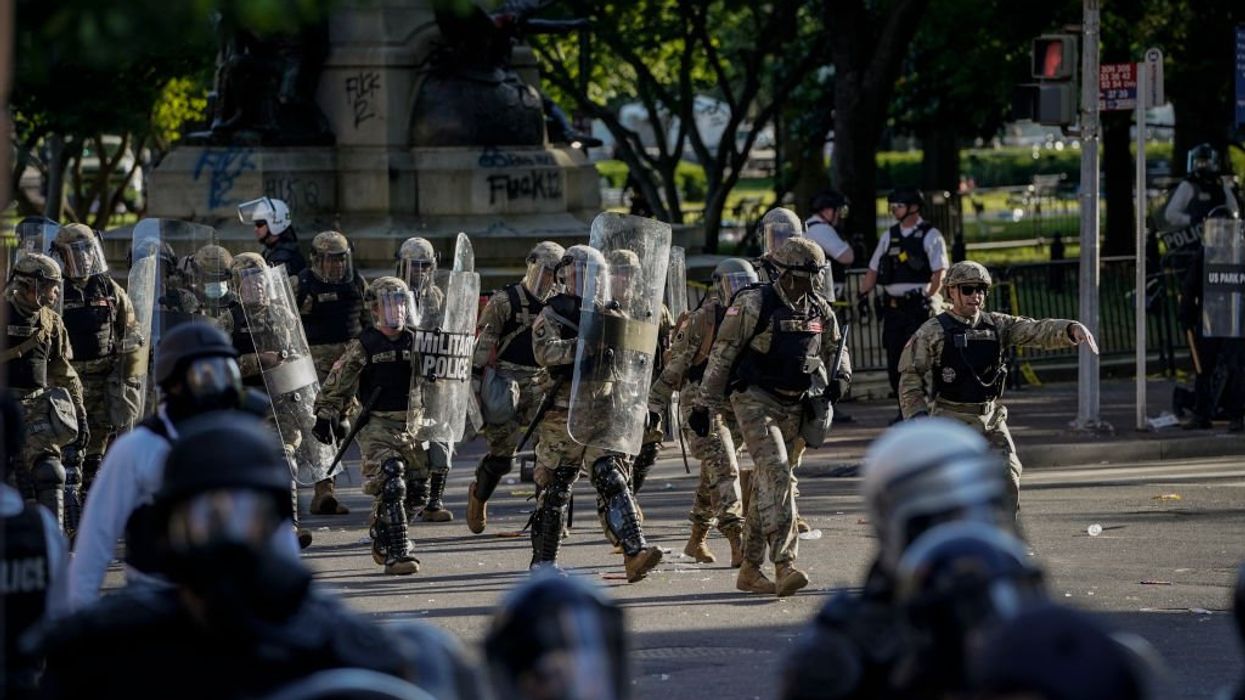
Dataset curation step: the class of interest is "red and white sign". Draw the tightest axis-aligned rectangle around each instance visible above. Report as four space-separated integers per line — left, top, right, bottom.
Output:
1099 62 1138 111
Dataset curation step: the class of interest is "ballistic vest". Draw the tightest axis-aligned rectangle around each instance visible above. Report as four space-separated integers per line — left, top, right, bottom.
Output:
542 294 582 379
1183 175 1229 225
358 327 416 412
932 312 1004 404
496 283 544 367
877 222 934 286
687 302 727 384
5 301 50 390
61 274 118 361
734 286 824 394
297 270 364 346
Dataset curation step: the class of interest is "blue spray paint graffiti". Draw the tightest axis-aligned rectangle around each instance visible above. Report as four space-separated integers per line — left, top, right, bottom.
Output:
193 148 257 209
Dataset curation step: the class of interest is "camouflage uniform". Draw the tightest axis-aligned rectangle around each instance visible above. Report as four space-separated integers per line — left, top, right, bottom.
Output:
473 285 550 456
898 308 1079 514
700 238 851 596
649 295 744 563
631 303 674 492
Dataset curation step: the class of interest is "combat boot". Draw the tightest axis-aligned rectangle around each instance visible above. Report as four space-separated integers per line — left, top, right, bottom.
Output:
722 523 744 569
736 561 777 594
624 546 664 582
297 527 313 550
740 470 753 516
310 478 349 515
419 472 454 522
774 562 809 597
683 522 715 563
466 481 487 533
385 555 420 575
404 478 428 521
796 516 811 534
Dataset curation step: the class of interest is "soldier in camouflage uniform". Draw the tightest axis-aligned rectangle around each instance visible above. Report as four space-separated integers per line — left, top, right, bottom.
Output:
50 224 144 529
696 237 851 597
313 276 422 575
529 245 664 582
466 240 564 534
3 253 87 529
898 260 1097 516
648 258 756 567
295 230 370 515
629 301 673 495
180 244 237 331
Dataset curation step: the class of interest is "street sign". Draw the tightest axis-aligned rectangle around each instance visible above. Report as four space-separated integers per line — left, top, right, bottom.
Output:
1144 48 1164 108
1235 26 1245 129
1099 62 1137 111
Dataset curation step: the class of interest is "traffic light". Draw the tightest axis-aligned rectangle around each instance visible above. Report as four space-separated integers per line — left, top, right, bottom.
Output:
1016 34 1079 126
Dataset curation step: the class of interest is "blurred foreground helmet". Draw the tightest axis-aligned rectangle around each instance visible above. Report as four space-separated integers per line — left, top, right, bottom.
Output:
312 230 353 284
485 568 627 700
262 669 438 700
238 196 292 235
760 206 804 254
862 418 1008 572
367 276 414 330
942 261 993 289
388 622 483 700
524 241 566 299
154 321 243 414
52 222 108 279
1187 143 1220 177
712 258 758 303
396 237 437 290
557 244 607 299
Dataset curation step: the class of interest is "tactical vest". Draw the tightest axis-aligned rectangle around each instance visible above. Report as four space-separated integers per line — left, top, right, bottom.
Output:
3 503 49 682
687 303 727 383
61 274 118 361
932 313 1004 404
358 327 416 412
228 302 256 358
877 222 934 286
264 237 307 276
297 270 364 345
495 283 544 367
122 414 172 575
5 302 50 390
542 294 582 379
1184 175 1229 225
734 286 824 394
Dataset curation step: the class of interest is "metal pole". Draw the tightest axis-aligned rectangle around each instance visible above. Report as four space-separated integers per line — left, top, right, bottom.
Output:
1135 65 1148 431
1076 0 1102 429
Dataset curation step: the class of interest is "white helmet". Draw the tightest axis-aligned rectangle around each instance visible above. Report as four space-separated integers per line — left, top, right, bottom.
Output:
861 417 1008 573
238 197 292 235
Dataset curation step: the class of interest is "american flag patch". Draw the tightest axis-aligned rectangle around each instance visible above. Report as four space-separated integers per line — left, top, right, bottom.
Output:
808 320 822 332
726 306 740 316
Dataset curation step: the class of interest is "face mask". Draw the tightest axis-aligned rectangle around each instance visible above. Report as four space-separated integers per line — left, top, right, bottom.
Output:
204 281 229 300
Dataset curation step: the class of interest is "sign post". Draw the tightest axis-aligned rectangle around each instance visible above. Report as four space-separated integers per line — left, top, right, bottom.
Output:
1076 0 1102 430
1134 64 1148 431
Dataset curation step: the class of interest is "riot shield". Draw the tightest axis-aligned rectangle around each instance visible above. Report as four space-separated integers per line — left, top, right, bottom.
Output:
13 217 58 263
126 220 164 417
409 260 481 444
241 264 339 483
1201 217 1245 338
452 232 475 272
666 246 688 318
568 214 672 455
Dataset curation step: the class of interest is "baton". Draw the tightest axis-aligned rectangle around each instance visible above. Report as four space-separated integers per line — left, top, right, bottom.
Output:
1185 329 1203 375
829 323 851 403
327 386 383 475
514 377 566 456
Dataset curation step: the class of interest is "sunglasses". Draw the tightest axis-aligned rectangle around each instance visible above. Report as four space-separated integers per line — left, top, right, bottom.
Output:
254 220 268 228
957 284 989 296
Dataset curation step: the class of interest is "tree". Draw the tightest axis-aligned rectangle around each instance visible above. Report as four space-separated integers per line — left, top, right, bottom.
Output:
532 0 829 252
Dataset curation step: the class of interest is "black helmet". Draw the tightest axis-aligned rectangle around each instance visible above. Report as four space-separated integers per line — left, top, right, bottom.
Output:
156 411 293 516
810 189 848 212
485 569 627 700
887 187 925 209
1187 143 1219 176
154 321 239 386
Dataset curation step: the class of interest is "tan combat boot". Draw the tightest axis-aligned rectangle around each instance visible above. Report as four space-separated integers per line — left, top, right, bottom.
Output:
723 524 744 569
736 561 777 594
774 562 809 597
796 516 811 534
624 546 664 582
683 522 716 563
310 478 350 515
740 470 753 516
466 481 487 534
385 556 420 575
296 527 313 550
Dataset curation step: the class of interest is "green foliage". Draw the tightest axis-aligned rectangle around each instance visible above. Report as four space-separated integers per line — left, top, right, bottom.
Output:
150 77 211 152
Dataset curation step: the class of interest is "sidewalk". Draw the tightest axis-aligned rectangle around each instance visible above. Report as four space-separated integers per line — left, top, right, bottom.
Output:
801 377 1245 472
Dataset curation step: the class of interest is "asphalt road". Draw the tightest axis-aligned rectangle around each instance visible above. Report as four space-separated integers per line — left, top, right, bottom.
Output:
99 442 1245 698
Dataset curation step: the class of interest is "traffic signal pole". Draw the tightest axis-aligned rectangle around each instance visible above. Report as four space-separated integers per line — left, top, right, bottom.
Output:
1076 0 1103 430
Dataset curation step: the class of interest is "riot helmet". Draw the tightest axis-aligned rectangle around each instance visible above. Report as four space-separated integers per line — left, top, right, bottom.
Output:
388 622 483 700
606 248 641 304
810 189 849 219
523 241 566 299
367 276 415 331
154 321 244 418
311 230 353 284
396 237 437 291
888 187 926 209
1187 143 1220 177
7 252 63 309
712 258 758 304
485 568 627 700
556 245 607 300
943 261 993 289
862 417 1009 573
190 244 235 301
14 216 58 261
771 237 826 300
760 206 804 254
51 223 108 279
238 196 292 237
231 252 271 307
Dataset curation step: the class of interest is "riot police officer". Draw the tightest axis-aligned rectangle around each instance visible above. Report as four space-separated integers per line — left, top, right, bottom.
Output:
858 187 948 420
467 240 564 534
42 412 420 699
313 277 423 575
240 196 307 275
3 253 87 529
50 224 144 528
182 243 237 329
695 237 851 596
805 189 855 299
1164 144 1241 228
296 230 370 515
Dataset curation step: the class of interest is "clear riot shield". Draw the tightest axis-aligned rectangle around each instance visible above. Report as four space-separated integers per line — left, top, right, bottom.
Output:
13 217 59 263
568 213 672 455
666 246 688 318
241 264 339 483
1201 217 1245 338
126 220 163 417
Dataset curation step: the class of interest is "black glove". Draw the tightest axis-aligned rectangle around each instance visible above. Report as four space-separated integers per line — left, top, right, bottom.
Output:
333 418 351 442
856 293 870 324
828 378 845 405
688 406 711 438
646 410 662 433
313 416 336 445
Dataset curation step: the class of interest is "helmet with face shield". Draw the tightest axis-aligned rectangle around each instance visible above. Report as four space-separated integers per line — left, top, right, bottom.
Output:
190 244 235 302
367 276 415 331
238 196 292 236
760 207 804 255
556 245 607 300
7 252 63 308
311 230 353 284
605 249 641 305
523 241 566 299
711 258 758 304
52 223 108 279
396 237 437 291
231 252 271 307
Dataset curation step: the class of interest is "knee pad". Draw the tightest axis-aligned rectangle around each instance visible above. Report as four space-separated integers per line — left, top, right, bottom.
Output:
381 457 406 480
33 456 66 490
479 454 513 480
590 456 629 499
542 466 577 509
635 441 659 469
